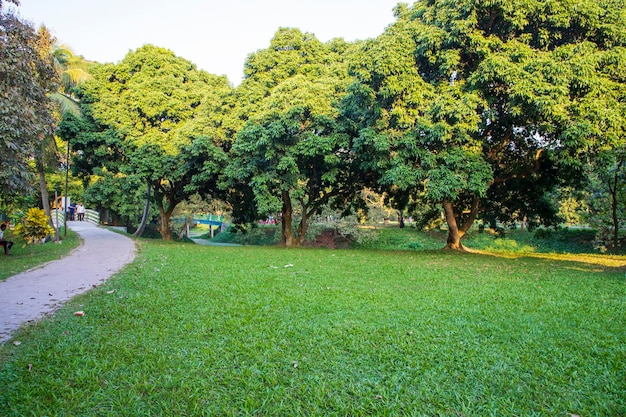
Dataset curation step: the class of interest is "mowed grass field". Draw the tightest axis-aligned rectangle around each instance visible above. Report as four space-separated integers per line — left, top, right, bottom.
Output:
1 241 624 416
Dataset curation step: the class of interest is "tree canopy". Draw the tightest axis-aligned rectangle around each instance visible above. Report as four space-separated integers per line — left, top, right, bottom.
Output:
0 7 58 198
60 45 232 239
225 28 364 246
343 0 626 249
5 0 625 251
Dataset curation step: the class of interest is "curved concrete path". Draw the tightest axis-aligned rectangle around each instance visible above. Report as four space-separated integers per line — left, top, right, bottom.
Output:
0 221 136 342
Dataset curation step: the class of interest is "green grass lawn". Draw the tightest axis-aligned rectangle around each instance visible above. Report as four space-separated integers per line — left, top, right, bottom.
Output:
0 228 80 281
1 241 624 416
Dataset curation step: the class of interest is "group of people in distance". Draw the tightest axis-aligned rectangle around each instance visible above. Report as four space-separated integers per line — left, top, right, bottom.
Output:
73 202 85 221
65 202 85 221
53 198 86 222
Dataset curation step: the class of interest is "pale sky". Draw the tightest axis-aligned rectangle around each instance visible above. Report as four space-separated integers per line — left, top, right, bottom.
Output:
9 0 402 85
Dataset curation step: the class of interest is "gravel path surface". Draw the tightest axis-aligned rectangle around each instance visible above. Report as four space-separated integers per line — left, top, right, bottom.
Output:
0 221 136 342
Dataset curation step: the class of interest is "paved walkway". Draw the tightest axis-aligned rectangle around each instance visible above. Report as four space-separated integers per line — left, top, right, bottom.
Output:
0 221 136 342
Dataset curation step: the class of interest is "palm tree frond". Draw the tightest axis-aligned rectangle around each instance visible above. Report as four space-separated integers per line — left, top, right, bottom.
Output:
64 68 92 84
49 92 81 117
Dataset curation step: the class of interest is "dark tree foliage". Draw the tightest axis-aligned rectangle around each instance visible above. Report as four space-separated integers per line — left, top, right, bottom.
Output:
0 8 57 198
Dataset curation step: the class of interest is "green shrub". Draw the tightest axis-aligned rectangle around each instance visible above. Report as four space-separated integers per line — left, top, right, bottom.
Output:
315 215 377 245
354 227 444 251
532 228 597 253
14 208 54 247
212 224 279 245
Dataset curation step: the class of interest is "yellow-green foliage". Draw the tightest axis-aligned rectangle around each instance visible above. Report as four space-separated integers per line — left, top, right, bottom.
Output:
14 208 54 245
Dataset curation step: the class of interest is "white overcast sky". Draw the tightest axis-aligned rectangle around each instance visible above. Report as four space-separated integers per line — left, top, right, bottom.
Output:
9 0 402 85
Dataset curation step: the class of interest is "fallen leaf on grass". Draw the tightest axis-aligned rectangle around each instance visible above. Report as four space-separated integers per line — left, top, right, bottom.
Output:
13 341 21 346
73 311 85 317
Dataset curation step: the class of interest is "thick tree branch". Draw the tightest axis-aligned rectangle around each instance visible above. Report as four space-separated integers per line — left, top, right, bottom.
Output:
459 196 479 234
304 189 341 220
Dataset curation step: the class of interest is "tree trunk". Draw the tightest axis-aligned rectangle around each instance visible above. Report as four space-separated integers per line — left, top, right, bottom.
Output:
442 197 479 251
37 160 53 228
156 196 177 241
134 183 151 238
609 160 622 254
177 219 188 240
158 183 184 241
281 191 295 247
611 185 619 253
443 199 464 250
157 203 172 240
295 200 308 246
159 206 172 240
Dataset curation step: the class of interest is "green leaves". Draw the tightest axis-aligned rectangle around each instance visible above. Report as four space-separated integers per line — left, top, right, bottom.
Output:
67 45 233 239
17 0 621 250
343 0 626 248
225 29 364 245
0 11 58 197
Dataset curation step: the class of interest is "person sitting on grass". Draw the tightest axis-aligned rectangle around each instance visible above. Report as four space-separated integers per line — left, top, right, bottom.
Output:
0 223 14 255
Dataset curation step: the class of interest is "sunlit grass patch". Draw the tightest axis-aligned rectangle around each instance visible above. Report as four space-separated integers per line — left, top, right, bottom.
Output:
1 241 624 416
471 248 626 270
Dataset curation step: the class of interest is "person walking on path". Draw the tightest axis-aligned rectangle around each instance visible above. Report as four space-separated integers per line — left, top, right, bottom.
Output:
0 221 136 342
76 203 85 221
0 223 13 255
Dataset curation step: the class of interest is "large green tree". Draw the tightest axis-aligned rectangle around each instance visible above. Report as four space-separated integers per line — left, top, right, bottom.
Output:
0 5 58 199
225 29 363 246
345 0 626 249
62 45 232 239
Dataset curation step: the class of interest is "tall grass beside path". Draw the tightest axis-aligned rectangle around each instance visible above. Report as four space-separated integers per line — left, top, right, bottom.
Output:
1 242 624 416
